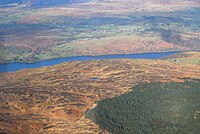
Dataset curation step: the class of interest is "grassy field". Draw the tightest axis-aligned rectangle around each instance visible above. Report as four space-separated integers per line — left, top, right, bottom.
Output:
167 59 200 65
164 51 200 65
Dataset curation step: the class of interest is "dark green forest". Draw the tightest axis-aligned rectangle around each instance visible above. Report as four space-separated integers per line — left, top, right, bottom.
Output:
86 80 200 134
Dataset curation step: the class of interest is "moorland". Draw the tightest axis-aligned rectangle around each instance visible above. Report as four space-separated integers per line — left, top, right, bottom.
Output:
0 52 200 133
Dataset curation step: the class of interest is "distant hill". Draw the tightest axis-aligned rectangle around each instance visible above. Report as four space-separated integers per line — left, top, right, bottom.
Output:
23 0 90 6
0 0 90 6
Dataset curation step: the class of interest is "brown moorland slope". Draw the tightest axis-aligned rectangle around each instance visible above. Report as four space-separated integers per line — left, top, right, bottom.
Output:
0 58 200 133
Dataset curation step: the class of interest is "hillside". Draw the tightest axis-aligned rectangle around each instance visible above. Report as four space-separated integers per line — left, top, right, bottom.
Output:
0 59 200 133
1 0 200 63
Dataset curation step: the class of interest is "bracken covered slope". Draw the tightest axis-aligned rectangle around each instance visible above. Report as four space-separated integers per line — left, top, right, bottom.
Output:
0 59 200 133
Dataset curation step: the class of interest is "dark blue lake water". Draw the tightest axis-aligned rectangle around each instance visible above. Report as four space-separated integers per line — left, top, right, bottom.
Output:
0 51 178 73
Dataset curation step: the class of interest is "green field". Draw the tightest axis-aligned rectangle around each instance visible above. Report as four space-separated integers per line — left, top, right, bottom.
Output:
167 58 200 65
163 51 200 65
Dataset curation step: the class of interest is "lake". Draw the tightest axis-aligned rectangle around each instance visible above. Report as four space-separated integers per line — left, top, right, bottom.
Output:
0 51 179 73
